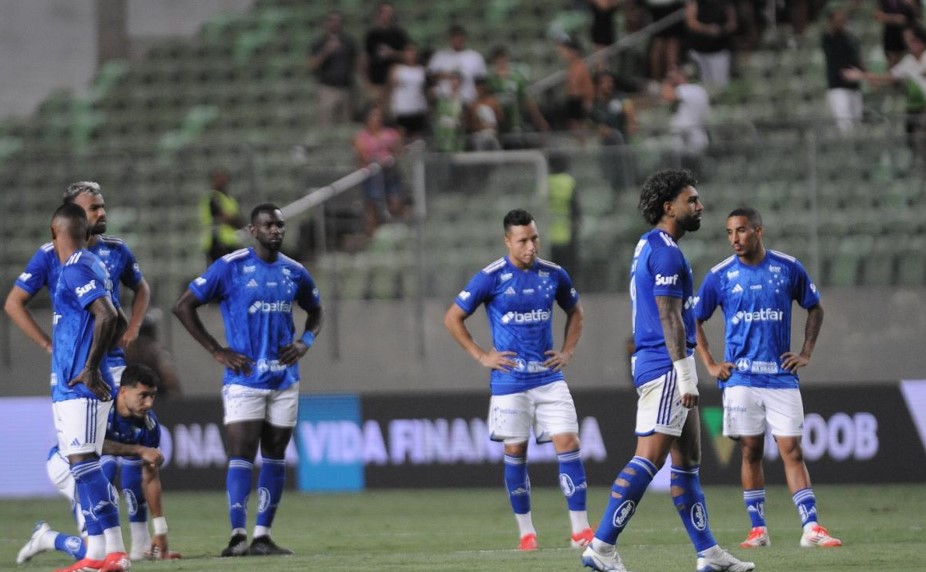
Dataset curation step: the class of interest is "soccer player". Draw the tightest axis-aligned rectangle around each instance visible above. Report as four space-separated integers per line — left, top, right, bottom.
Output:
48 203 130 572
443 209 594 551
17 363 181 565
173 203 323 557
694 207 842 549
3 181 153 557
582 170 754 572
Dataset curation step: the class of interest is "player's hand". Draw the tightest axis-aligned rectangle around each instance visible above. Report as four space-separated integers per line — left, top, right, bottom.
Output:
278 341 308 366
138 446 164 468
680 392 699 409
780 351 810 373
707 361 734 381
146 535 181 560
212 348 254 375
542 349 574 372
479 349 517 372
69 367 112 401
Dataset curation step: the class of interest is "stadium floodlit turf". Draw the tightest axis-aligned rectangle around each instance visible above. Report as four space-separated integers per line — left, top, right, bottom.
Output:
1 484 923 571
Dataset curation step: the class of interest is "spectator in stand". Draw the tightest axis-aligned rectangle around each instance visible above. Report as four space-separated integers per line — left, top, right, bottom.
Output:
590 71 638 189
685 0 737 92
558 38 595 143
200 169 244 264
310 11 359 127
662 66 711 173
876 0 920 69
822 5 864 133
388 42 429 140
645 0 686 80
586 0 620 70
547 152 581 278
487 46 549 148
469 77 504 151
353 104 405 236
432 71 467 152
363 2 409 107
428 24 487 105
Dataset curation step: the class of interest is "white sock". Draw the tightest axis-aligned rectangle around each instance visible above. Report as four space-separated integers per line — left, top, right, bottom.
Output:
129 522 150 558
569 510 590 534
700 544 722 557
803 521 818 533
515 513 536 537
86 534 106 560
590 538 614 553
232 527 247 538
253 525 270 539
103 526 126 554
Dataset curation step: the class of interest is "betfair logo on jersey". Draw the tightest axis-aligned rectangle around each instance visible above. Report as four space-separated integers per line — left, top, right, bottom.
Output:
500 309 551 324
654 273 679 286
702 407 736 466
75 280 97 297
248 300 293 314
731 308 783 325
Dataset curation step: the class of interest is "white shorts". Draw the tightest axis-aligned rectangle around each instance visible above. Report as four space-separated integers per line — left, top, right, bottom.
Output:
110 365 126 388
723 386 804 438
222 383 300 427
53 398 114 456
47 447 77 501
488 380 579 445
635 370 689 437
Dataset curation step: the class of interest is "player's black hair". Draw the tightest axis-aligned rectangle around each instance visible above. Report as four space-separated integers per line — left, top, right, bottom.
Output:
728 207 763 228
62 181 102 204
907 24 926 45
121 363 161 391
250 203 282 223
503 209 534 232
52 203 90 241
638 169 698 226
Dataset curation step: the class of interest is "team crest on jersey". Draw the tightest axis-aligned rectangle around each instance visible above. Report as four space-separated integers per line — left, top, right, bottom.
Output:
282 267 291 276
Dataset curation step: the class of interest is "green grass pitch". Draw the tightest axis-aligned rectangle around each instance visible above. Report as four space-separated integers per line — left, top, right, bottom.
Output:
1 484 923 571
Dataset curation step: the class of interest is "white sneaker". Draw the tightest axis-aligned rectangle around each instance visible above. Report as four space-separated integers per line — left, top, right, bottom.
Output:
581 544 631 572
17 521 51 564
696 546 756 572
800 524 842 548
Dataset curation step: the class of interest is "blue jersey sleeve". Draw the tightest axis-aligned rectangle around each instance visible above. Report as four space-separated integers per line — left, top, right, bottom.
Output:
695 271 720 321
142 412 161 448
14 246 54 296
118 246 143 289
188 258 229 303
791 260 821 309
554 266 579 311
62 262 109 309
295 266 322 312
649 245 686 298
455 270 493 315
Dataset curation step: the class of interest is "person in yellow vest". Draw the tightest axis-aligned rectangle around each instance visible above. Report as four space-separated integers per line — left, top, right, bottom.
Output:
547 152 580 280
200 169 244 264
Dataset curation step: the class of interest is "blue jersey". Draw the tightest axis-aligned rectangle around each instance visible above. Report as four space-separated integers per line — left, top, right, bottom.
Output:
51 249 117 402
454 256 579 396
106 408 161 450
15 236 143 366
188 248 321 390
695 250 821 389
630 229 697 387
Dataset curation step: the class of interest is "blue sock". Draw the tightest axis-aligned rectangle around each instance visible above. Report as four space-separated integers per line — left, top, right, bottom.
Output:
54 533 86 560
120 461 147 523
71 459 120 531
558 449 588 511
671 466 717 553
744 489 767 528
255 457 286 528
504 454 531 514
792 488 818 527
227 457 254 531
594 456 657 544
100 455 118 484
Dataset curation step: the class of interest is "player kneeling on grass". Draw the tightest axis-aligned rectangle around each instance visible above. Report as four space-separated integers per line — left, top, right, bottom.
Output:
17 364 181 566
